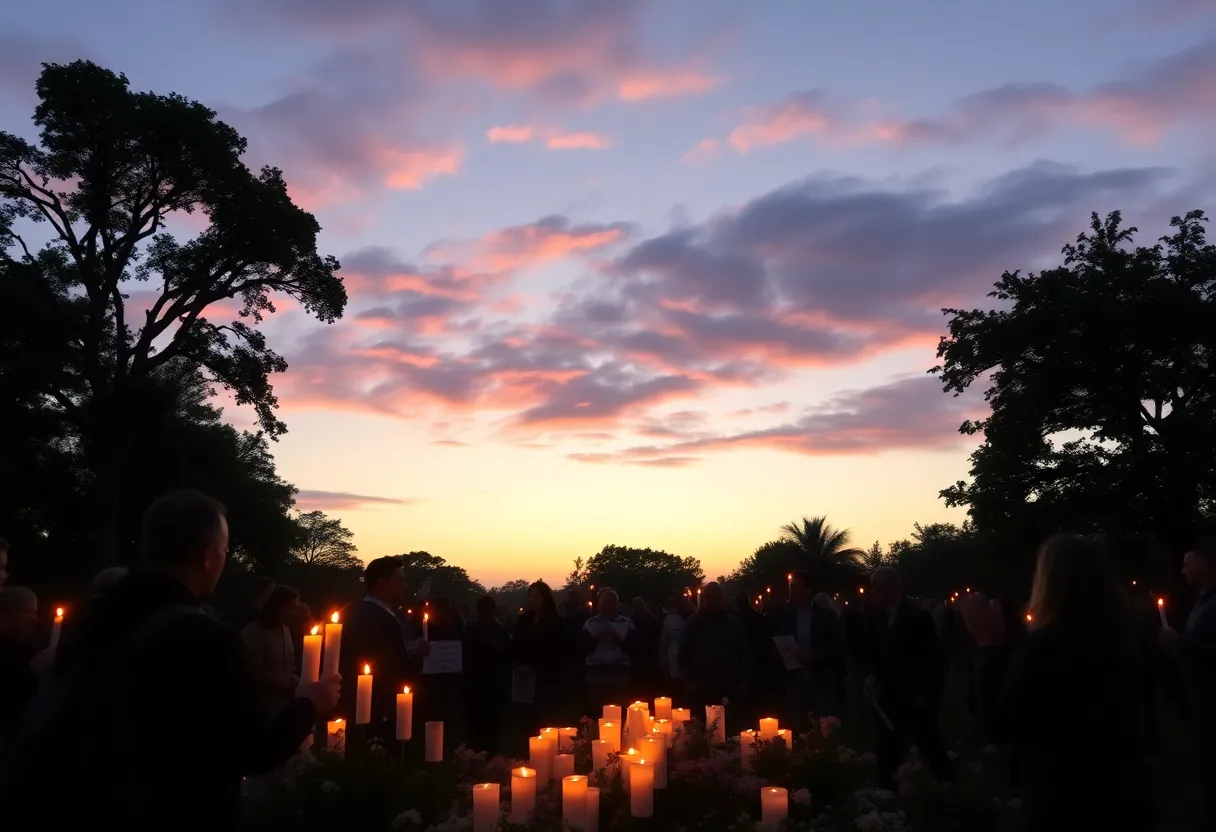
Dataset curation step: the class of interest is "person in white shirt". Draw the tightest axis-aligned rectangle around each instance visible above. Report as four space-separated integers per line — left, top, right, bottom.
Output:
580 589 636 712
658 593 686 682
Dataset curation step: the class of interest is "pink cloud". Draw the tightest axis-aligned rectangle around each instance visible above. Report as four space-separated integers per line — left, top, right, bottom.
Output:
729 92 836 152
681 138 722 165
546 131 613 150
486 124 536 143
617 71 721 101
295 489 417 510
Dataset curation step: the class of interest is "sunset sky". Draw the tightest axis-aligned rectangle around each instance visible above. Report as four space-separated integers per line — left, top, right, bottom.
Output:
2 0 1215 585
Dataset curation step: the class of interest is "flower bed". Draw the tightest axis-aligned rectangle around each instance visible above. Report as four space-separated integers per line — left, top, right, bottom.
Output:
241 715 1018 832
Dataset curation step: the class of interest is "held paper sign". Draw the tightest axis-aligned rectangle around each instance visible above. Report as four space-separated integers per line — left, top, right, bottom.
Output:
422 640 463 675
772 635 803 671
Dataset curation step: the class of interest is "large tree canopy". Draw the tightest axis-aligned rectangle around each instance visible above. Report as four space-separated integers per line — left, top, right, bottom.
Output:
582 545 704 604
934 210 1216 564
0 61 345 563
727 516 865 594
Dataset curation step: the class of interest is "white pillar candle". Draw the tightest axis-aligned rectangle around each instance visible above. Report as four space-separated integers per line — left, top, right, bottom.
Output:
355 664 373 725
529 735 553 784
629 760 654 817
425 721 443 762
705 704 726 746
758 717 779 741
322 612 342 678
472 783 499 832
626 705 648 748
540 727 560 772
653 718 673 748
640 735 666 788
654 697 672 721
672 709 691 752
49 607 64 650
558 726 578 753
561 775 588 829
602 704 622 722
326 718 345 755
1157 597 1168 627
396 686 414 741
584 786 600 832
510 767 536 824
591 739 612 777
555 753 575 780
620 748 638 792
598 719 620 753
777 728 792 749
761 787 788 828
740 730 758 771
302 625 322 683
422 612 429 640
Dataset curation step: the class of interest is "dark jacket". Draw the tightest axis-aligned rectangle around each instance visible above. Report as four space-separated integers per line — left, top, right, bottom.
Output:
1 570 315 831
774 603 846 687
339 598 418 730
864 598 945 707
464 618 511 692
678 610 752 697
514 610 567 686
0 635 37 744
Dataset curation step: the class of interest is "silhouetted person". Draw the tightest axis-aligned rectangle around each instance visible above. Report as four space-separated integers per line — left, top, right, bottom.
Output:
464 595 511 753
679 582 750 735
1160 539 1216 829
962 535 1154 831
631 595 661 700
339 557 428 739
733 590 770 723
864 566 954 790
0 585 39 746
242 585 301 716
1 489 339 831
515 581 567 730
581 589 636 712
776 571 845 723
232 576 276 630
658 593 686 685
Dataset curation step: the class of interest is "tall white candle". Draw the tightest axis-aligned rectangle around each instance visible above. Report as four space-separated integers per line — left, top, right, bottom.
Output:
422 612 429 641
761 787 788 828
654 696 672 721
591 740 611 778
540 727 560 772
322 612 342 678
705 704 726 746
355 664 373 725
510 767 536 824
472 783 499 832
396 686 414 740
758 717 779 741
558 726 578 753
640 735 666 788
302 625 322 683
529 735 553 783
554 753 575 780
602 704 622 722
672 708 691 752
653 718 673 748
740 730 758 771
584 786 600 832
561 775 588 830
629 760 654 817
620 747 638 793
1157 597 1168 627
777 728 792 750
326 718 345 755
49 607 64 650
598 719 620 753
425 721 443 762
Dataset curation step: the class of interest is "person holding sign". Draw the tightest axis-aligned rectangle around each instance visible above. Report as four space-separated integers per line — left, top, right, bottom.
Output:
338 557 430 741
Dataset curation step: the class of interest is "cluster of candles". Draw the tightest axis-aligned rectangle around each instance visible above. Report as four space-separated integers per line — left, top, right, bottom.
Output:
468 698 790 831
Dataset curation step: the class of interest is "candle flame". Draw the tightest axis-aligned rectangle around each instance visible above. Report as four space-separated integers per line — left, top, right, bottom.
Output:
1157 597 1165 608
403 686 410 694
363 663 371 675
858 586 865 594
330 612 340 624
627 747 637 755
1025 613 1033 622
966 587 972 593
55 607 64 617
333 718 344 724
310 625 319 636
423 612 429 621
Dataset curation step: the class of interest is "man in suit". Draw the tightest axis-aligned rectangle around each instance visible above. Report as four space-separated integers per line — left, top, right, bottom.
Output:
775 570 846 725
864 567 954 790
339 557 429 741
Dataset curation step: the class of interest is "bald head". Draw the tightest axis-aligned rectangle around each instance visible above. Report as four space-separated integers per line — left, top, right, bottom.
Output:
701 581 724 612
0 586 38 639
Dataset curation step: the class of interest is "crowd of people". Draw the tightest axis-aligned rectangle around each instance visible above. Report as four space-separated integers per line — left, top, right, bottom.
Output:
0 491 1212 831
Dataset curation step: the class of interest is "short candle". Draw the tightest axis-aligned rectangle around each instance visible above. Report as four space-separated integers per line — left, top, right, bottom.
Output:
472 783 499 832
629 760 655 818
355 664 373 725
510 767 536 824
396 686 414 741
425 721 444 762
584 786 601 832
761 786 789 827
561 775 588 829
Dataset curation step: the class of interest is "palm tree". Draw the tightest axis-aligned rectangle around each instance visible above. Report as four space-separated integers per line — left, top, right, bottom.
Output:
780 515 865 590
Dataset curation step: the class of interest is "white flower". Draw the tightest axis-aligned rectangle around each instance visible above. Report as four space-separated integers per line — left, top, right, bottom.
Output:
393 809 423 828
792 788 813 806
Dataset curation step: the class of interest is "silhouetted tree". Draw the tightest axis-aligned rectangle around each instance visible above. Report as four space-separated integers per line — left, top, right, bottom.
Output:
934 210 1216 569
291 511 360 569
583 545 704 604
0 61 345 564
780 515 864 590
563 556 590 589
395 551 487 603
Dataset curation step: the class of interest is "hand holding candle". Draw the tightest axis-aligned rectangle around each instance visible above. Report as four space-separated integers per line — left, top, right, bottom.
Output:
1157 597 1168 628
49 607 64 650
422 612 429 641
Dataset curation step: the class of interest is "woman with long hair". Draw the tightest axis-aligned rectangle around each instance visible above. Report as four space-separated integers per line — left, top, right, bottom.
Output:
513 580 566 731
241 585 300 716
960 534 1153 830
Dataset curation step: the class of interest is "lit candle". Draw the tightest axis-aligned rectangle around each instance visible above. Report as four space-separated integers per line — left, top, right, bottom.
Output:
472 783 499 832
598 719 620 753
326 718 345 755
541 727 560 774
626 703 649 748
629 759 654 817
591 740 611 778
529 735 553 784
653 696 672 721
555 753 575 780
422 612 429 641
561 775 588 829
777 728 792 749
302 625 322 683
758 717 779 741
620 747 638 792
671 708 691 751
558 726 579 753
705 704 726 746
510 767 536 824
787 573 793 593
1158 597 1168 627
653 718 673 748
761 786 788 828
640 735 666 788
322 612 342 678
584 786 600 832
602 704 622 722
696 588 702 609
425 721 443 762
355 663 373 725
49 607 64 650
740 730 758 771
397 686 414 740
